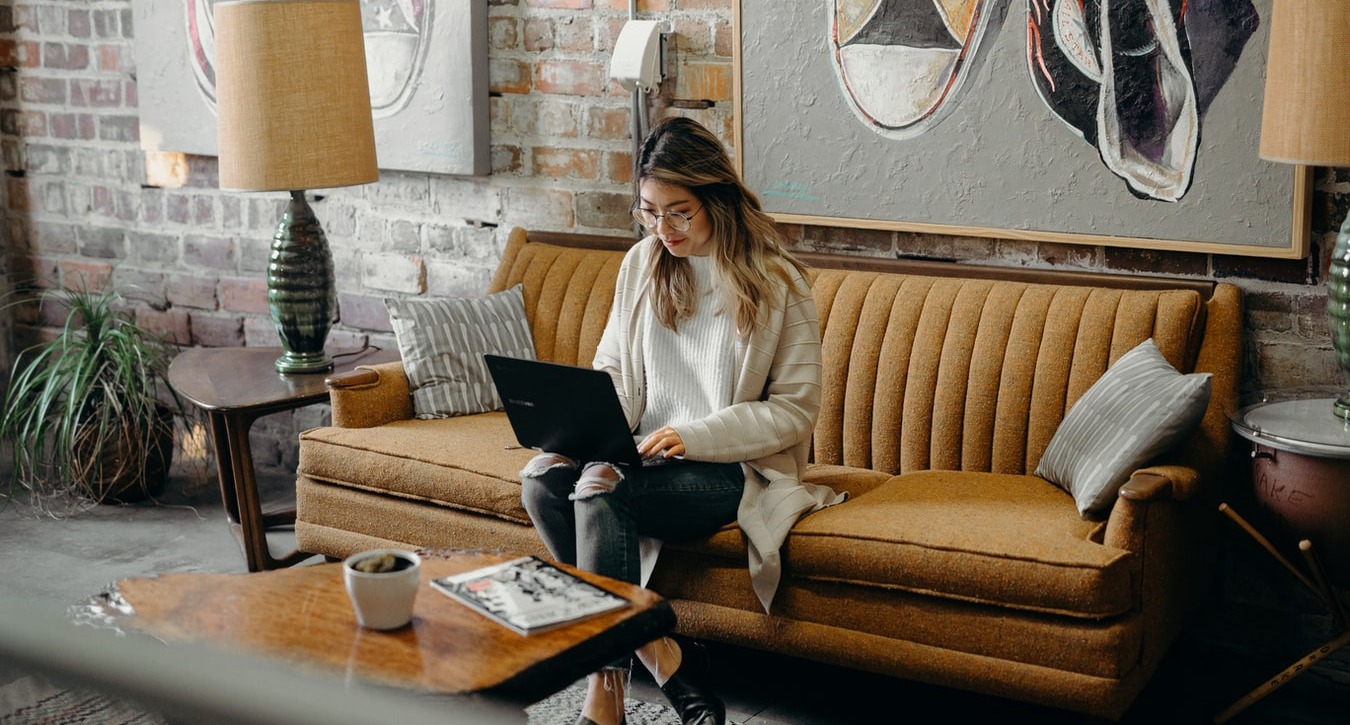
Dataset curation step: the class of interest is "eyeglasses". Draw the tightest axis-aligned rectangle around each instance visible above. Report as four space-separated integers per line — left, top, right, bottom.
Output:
631 205 703 233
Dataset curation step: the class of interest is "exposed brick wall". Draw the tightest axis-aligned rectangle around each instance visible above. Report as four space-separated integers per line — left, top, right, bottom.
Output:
1 0 1346 682
0 0 1337 394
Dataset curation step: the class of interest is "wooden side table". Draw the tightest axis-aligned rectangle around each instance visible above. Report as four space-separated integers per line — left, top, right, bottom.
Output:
1218 392 1350 723
167 345 399 572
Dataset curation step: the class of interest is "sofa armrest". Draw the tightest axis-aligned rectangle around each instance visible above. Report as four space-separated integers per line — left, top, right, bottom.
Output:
325 361 415 429
1103 462 1221 681
1103 465 1202 554
1117 465 1202 503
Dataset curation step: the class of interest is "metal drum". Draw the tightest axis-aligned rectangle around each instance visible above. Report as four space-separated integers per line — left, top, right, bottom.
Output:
1232 396 1350 586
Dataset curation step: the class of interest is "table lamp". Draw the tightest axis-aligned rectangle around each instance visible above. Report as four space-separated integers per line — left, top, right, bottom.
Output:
1259 1 1350 418
214 0 378 374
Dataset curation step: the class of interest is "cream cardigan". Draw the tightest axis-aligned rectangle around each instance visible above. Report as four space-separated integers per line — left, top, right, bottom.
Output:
593 236 846 612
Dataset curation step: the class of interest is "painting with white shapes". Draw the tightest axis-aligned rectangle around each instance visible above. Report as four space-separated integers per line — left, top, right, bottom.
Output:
738 0 1304 256
135 0 488 176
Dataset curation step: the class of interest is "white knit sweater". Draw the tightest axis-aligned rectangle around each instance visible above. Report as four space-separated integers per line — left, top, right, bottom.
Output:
638 254 736 437
594 236 845 612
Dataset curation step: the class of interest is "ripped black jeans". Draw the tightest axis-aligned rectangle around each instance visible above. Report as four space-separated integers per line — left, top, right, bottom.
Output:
519 454 744 588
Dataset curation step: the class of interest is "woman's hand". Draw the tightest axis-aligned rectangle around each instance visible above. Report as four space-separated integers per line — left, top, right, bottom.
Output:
638 426 686 460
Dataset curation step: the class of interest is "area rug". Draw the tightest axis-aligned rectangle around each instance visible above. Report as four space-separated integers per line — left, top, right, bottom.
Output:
526 683 683 725
0 676 167 725
0 675 686 725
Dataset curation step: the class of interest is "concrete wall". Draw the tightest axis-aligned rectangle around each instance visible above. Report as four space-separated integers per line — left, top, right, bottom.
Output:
1 0 1345 688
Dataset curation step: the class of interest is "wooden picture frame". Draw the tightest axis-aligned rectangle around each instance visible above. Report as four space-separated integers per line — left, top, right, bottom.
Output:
733 0 1310 259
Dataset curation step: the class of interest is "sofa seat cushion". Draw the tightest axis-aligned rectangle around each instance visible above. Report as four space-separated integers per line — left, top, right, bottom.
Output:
298 413 536 524
300 420 896 555
786 470 1134 619
802 463 895 499
661 463 894 562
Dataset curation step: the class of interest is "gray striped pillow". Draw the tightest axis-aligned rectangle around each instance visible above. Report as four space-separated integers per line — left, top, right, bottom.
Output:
1034 338 1211 518
385 285 536 419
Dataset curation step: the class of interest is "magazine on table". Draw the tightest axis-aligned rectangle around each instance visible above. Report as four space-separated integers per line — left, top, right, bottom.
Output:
429 555 630 635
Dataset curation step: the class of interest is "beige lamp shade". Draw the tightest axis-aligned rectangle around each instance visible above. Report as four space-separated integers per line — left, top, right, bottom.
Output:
215 0 379 191
1260 0 1350 166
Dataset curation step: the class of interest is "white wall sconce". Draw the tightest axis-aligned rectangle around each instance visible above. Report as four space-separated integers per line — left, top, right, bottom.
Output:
610 20 667 93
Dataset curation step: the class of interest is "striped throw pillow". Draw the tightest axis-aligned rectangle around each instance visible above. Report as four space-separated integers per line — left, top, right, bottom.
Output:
385 285 536 419
1035 338 1211 518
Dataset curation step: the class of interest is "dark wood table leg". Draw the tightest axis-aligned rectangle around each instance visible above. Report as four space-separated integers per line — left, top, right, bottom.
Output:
206 412 242 526
213 409 309 572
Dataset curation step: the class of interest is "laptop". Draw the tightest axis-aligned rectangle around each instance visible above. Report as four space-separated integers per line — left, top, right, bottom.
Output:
484 354 650 467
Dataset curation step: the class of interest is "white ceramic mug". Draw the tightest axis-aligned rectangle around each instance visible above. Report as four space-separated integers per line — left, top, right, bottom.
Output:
342 549 422 630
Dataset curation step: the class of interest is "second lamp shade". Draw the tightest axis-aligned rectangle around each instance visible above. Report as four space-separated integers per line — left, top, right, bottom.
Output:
1259 0 1350 167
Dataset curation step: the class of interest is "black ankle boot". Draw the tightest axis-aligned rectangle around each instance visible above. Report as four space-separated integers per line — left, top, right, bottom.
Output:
658 640 725 725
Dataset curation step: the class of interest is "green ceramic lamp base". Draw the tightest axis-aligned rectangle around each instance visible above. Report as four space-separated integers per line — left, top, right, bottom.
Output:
1334 395 1350 421
274 349 334 375
269 190 338 375
1328 212 1350 420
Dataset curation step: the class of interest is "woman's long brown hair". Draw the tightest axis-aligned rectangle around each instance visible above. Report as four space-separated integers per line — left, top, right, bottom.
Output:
634 116 809 334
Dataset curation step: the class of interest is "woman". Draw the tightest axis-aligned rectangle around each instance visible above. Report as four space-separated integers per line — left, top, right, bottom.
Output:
520 116 844 725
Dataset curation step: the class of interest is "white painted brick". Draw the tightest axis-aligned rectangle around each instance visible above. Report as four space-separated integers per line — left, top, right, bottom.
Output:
429 176 503 225
363 171 432 211
242 315 282 347
425 224 499 262
426 260 494 299
362 252 426 294
502 186 574 230
315 201 358 239
330 246 362 290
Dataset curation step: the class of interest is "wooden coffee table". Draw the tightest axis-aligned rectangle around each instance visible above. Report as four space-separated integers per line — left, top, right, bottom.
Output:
109 550 675 705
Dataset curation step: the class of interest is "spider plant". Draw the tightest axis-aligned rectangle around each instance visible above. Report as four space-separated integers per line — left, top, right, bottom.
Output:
0 279 183 510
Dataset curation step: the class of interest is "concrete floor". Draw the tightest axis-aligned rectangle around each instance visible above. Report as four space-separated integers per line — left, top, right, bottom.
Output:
0 470 1346 724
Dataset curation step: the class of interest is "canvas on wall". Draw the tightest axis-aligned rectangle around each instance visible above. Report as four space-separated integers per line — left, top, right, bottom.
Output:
135 0 489 176
736 0 1308 258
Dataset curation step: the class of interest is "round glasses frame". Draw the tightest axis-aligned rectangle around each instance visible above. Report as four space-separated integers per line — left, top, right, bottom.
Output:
632 206 703 233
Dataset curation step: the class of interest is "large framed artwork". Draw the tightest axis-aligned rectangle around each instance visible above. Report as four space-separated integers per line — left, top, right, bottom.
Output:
735 0 1310 258
134 0 489 176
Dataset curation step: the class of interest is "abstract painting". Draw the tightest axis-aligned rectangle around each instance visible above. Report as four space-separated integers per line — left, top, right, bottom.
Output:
136 0 488 176
737 0 1308 257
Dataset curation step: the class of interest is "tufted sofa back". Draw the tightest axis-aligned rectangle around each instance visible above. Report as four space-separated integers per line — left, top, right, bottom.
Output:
488 230 627 367
810 271 1207 476
489 229 1237 479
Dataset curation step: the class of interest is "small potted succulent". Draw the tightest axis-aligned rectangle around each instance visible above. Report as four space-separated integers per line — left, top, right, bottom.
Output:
0 279 184 509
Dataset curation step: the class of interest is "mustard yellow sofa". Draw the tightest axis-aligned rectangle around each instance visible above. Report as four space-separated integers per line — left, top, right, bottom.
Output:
294 228 1241 719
